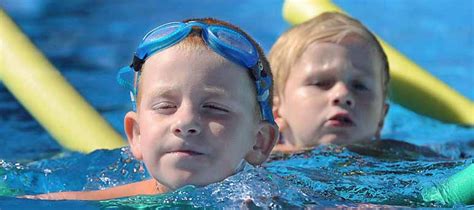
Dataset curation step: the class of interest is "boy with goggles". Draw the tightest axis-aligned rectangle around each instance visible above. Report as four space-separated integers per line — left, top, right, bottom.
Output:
27 18 278 200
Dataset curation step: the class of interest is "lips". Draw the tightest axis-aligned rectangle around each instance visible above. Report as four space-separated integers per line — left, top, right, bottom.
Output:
327 113 354 127
170 150 204 156
166 144 207 157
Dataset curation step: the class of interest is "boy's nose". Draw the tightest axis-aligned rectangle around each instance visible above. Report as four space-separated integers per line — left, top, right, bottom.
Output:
173 125 200 136
330 83 355 108
171 109 201 137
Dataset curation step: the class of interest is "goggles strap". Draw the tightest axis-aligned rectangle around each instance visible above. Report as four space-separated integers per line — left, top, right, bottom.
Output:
132 55 145 72
130 91 137 111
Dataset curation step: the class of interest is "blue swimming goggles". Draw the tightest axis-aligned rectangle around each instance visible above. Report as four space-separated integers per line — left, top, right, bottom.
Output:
117 21 274 123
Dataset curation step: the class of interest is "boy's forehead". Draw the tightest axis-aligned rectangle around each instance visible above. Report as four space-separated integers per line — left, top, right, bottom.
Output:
145 83 232 100
140 45 256 100
142 43 215 67
142 46 246 80
300 41 381 77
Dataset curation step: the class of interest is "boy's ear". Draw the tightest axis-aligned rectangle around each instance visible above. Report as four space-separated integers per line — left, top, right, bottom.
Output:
245 122 279 165
375 103 389 139
124 111 143 160
273 95 288 132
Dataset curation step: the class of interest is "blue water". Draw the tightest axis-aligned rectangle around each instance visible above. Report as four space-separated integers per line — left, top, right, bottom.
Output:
0 0 473 208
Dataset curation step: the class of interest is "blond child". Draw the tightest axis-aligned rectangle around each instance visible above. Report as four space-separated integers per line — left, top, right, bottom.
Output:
269 12 390 152
26 18 278 200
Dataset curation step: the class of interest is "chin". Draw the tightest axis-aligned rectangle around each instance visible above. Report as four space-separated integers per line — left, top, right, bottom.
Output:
164 177 197 190
177 172 224 187
318 134 351 145
319 125 364 142
156 170 197 188
315 134 337 145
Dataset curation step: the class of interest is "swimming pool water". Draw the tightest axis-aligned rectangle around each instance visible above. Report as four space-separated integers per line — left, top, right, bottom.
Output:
1 0 473 208
1 145 471 208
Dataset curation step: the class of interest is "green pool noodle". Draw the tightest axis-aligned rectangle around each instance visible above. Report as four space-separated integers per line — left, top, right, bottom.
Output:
422 164 474 205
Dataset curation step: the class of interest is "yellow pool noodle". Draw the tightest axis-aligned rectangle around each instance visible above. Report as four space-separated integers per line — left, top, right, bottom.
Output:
0 9 126 153
283 0 474 126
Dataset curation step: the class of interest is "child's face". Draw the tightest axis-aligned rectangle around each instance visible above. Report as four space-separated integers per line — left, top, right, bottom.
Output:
275 37 387 147
125 45 275 190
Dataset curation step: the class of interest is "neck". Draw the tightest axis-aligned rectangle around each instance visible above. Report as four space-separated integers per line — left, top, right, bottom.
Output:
155 180 170 194
273 141 304 153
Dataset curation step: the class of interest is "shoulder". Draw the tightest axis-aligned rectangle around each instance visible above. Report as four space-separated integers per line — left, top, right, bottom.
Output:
114 179 167 195
270 143 314 160
346 139 445 160
20 179 167 201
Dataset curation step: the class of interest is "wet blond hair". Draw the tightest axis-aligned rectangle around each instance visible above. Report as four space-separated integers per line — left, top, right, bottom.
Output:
269 12 389 98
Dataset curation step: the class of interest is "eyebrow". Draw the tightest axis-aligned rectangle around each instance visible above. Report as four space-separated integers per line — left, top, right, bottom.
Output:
351 66 376 78
147 84 232 99
147 84 178 99
202 86 231 99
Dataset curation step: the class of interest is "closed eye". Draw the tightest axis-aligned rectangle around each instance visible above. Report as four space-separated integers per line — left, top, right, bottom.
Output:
352 81 369 91
152 102 177 114
311 80 334 90
203 103 230 113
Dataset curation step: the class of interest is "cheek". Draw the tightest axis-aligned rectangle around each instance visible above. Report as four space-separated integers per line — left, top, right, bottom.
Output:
207 120 253 147
282 91 327 138
208 121 227 136
139 126 160 146
138 117 168 153
356 93 385 122
208 121 255 165
284 87 327 116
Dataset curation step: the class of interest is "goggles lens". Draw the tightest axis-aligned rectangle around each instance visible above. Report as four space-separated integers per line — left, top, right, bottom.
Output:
208 26 258 67
142 23 183 44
